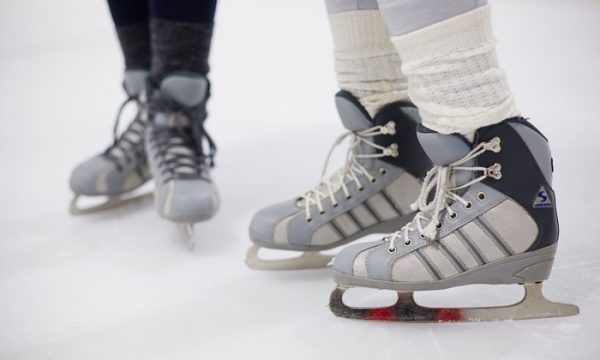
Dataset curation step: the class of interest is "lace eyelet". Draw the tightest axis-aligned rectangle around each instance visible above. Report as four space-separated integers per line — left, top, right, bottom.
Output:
404 239 412 246
370 178 377 183
379 168 387 175
464 201 472 209
319 210 325 215
388 247 396 253
436 222 442 229
358 187 364 192
449 212 457 219
306 217 313 223
332 203 339 208
477 192 486 201
418 233 425 239
345 195 352 200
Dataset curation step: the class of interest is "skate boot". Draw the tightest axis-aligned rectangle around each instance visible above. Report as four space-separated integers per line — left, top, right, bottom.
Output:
145 73 219 250
246 91 432 270
329 118 579 322
69 69 152 215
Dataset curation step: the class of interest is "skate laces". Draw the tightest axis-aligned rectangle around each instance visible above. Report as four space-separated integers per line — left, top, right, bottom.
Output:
104 90 149 171
386 137 501 251
150 98 216 182
301 122 398 221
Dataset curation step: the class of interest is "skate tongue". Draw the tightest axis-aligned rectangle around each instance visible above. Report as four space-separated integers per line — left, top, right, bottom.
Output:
123 69 150 97
159 74 208 108
335 91 374 131
416 126 472 166
417 126 474 187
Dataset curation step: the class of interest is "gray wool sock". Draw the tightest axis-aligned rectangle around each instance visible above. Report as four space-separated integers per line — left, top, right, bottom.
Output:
115 21 151 70
150 18 214 83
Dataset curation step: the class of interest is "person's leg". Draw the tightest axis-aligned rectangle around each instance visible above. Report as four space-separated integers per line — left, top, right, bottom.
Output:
329 1 578 321
244 0 434 270
107 0 151 70
144 1 219 246
69 1 153 214
148 0 217 83
378 0 518 141
326 0 408 117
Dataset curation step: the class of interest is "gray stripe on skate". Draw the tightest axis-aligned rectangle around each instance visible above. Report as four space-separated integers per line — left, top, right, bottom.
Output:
361 200 382 223
455 228 487 265
439 241 467 273
329 220 345 239
380 189 403 216
475 218 514 256
346 210 364 231
415 249 442 280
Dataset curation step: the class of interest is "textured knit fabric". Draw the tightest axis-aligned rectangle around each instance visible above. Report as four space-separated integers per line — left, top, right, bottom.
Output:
150 18 214 82
389 5 519 140
115 21 151 70
328 9 409 117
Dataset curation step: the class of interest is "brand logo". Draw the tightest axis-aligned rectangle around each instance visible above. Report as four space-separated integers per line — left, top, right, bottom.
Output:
533 186 553 209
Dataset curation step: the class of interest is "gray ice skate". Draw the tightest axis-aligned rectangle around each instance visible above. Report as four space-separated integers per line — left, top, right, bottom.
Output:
145 73 219 250
329 118 579 322
69 69 152 215
246 91 432 270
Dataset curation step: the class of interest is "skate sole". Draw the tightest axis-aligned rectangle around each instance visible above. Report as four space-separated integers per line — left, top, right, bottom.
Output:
69 192 153 216
333 243 558 291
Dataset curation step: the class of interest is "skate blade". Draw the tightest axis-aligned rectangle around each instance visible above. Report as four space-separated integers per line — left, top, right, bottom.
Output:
178 223 196 251
69 192 153 216
245 245 333 271
329 282 579 322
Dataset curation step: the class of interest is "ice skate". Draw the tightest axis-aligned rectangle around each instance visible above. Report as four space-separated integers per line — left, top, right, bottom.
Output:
246 91 432 270
145 73 219 250
329 118 579 321
69 69 152 215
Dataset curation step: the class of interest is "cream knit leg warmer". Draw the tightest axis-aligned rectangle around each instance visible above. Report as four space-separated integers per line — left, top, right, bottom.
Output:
388 5 519 140
328 5 409 117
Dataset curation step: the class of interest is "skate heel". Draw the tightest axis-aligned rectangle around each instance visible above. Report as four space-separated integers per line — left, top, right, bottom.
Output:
509 245 556 283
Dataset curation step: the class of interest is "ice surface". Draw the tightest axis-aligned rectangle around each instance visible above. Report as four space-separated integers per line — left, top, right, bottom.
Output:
0 0 599 359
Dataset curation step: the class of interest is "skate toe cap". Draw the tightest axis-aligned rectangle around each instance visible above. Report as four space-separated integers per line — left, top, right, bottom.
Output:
159 180 219 223
69 155 115 195
333 240 385 277
249 199 301 245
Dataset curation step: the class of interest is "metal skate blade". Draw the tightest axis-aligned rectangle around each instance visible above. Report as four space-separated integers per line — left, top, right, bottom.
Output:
69 192 153 216
178 224 196 251
329 282 579 322
245 245 333 271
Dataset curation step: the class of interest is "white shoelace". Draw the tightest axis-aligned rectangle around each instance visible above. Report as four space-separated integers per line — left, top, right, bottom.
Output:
301 121 398 222
386 137 502 251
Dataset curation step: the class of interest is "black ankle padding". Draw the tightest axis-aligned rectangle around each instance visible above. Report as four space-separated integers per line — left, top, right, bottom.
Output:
475 118 559 251
373 102 432 179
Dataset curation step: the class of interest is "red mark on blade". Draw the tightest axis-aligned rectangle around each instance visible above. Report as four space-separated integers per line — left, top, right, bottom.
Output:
366 307 395 320
436 308 463 322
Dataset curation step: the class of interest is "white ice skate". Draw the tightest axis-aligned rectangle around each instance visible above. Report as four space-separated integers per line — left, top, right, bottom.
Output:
329 118 579 322
145 73 219 250
69 70 152 215
246 92 432 270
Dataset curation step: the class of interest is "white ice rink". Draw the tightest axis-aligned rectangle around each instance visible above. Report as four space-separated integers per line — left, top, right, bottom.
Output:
1 0 599 359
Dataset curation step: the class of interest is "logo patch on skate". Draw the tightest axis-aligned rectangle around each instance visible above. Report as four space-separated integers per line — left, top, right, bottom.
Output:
533 186 553 209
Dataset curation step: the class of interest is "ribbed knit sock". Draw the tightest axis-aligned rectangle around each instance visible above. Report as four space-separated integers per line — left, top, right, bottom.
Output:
328 9 409 117
115 21 151 70
150 18 214 83
389 5 519 141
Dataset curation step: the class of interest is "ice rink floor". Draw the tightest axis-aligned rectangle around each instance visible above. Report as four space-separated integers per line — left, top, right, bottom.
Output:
1 0 599 359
